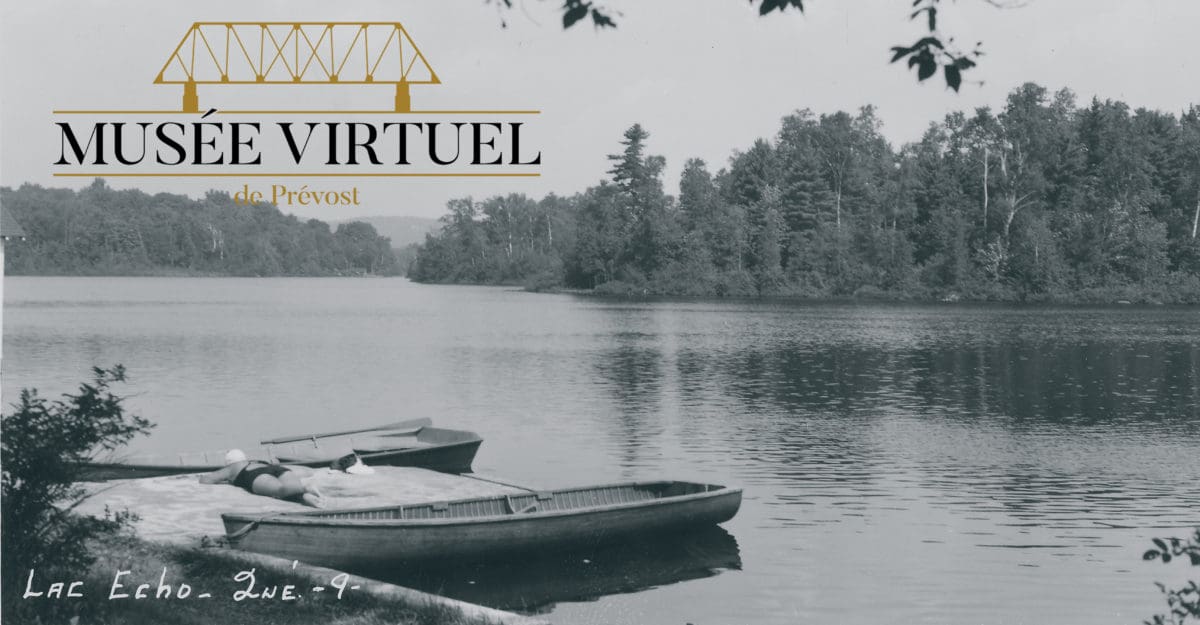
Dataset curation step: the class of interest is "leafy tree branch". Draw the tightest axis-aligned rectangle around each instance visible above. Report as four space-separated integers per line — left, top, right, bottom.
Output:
487 0 1031 90
1143 530 1200 625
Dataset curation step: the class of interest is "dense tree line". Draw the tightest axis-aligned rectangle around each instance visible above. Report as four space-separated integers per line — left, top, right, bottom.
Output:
411 83 1200 302
2 180 401 276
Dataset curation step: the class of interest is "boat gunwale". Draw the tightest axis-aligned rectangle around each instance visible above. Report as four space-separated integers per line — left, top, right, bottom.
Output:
221 481 742 529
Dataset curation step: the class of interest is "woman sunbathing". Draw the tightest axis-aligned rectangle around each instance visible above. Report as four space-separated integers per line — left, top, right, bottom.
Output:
199 449 325 507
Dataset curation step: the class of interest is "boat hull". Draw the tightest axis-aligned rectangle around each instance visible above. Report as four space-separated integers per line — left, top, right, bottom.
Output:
222 481 742 569
78 428 483 481
77 462 220 481
357 437 481 474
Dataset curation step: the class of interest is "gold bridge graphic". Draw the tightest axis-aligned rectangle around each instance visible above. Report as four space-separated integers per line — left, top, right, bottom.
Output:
155 22 440 113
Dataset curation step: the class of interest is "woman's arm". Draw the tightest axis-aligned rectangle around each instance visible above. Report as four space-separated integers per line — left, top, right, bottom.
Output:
198 464 238 484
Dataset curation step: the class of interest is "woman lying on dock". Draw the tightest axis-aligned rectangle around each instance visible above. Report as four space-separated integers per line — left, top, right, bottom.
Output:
199 450 325 507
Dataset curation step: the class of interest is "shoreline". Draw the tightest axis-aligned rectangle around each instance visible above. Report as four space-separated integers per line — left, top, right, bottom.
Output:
6 273 1200 305
26 468 548 625
9 530 541 625
526 287 1197 306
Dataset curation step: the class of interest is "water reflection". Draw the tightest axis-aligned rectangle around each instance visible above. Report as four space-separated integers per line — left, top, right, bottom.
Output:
364 526 742 614
668 340 1200 426
592 335 668 472
5 281 1199 625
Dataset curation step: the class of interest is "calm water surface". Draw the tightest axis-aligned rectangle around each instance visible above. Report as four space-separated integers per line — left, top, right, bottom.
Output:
3 277 1199 625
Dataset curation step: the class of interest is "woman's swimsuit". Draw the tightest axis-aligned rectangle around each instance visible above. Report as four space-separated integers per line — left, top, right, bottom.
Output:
232 462 289 492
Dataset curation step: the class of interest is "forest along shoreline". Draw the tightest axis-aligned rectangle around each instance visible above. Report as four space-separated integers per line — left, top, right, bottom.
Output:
409 83 1200 305
1 182 404 278
5 83 1200 304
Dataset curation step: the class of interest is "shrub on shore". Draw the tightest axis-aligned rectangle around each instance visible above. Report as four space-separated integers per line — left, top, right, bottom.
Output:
1 365 153 595
1143 529 1200 625
1 369 498 625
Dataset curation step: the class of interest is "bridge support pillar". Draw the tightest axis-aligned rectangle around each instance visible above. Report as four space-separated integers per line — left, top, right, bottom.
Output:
182 81 199 113
394 82 411 113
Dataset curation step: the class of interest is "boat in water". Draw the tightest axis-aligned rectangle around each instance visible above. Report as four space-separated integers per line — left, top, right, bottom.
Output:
221 480 742 569
78 418 482 480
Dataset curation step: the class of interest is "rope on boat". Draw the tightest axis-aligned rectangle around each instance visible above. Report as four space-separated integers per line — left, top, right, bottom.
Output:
459 472 540 493
226 514 281 541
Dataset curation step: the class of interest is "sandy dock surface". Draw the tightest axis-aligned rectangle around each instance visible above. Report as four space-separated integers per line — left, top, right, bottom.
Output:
76 467 522 544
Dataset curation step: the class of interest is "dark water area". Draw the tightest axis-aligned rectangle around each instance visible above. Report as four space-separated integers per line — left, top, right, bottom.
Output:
3 277 1198 625
364 527 743 615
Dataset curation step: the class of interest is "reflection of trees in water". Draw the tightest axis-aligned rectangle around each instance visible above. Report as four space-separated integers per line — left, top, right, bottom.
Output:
671 339 1199 427
673 345 889 493
594 335 665 410
665 337 1199 506
583 306 1198 522
907 460 1196 529
908 341 1200 426
370 526 742 614
591 332 668 471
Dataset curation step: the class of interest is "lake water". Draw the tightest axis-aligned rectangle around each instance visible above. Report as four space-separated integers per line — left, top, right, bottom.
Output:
3 277 1198 625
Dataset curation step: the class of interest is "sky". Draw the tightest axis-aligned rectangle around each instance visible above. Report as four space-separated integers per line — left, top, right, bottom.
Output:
1 0 1198 220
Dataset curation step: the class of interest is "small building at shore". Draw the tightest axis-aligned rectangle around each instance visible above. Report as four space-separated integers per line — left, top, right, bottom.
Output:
0 202 25 242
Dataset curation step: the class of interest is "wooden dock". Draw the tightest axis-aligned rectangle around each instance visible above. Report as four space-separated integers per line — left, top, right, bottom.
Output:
75 467 548 624
76 466 525 544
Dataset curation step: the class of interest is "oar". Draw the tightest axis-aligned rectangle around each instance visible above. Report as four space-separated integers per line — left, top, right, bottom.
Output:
259 418 432 446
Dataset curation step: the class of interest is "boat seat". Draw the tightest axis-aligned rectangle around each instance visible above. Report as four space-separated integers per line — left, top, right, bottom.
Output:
504 493 553 514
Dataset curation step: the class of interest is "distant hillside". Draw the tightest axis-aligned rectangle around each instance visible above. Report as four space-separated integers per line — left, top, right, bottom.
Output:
337 216 440 249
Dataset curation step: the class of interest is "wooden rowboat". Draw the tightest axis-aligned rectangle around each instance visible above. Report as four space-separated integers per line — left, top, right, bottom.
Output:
222 481 742 569
78 418 483 481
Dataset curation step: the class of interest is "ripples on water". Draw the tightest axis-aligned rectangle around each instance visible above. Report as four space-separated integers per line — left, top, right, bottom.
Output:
3 278 1198 625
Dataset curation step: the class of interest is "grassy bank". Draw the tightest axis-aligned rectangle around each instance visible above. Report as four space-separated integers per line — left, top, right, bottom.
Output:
6 532 495 625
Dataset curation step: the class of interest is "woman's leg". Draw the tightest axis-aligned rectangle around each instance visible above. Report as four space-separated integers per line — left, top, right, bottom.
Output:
281 466 322 496
277 471 324 507
250 473 322 507
249 475 294 498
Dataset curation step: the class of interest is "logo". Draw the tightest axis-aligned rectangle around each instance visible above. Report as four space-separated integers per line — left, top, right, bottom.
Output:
155 23 439 113
51 21 543 184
